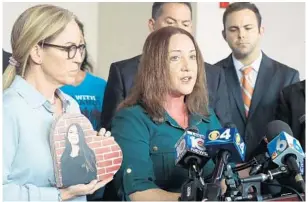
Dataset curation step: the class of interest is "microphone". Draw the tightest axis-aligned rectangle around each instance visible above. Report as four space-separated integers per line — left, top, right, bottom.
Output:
247 122 287 176
254 120 294 196
204 125 246 164
175 127 210 201
266 120 305 193
202 124 246 200
204 124 246 179
175 127 210 170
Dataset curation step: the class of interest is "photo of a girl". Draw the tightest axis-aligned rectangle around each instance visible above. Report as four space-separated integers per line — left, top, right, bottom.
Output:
61 123 97 187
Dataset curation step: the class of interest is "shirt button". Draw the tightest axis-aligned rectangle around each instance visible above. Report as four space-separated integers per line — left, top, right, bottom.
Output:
126 168 132 174
153 146 158 151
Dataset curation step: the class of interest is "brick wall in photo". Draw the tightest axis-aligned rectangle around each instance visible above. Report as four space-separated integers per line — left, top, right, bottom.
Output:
51 113 122 187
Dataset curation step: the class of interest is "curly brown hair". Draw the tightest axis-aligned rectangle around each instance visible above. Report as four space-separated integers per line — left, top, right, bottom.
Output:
118 26 209 122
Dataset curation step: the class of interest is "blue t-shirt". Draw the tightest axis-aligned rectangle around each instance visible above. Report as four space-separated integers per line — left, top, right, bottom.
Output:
61 72 107 131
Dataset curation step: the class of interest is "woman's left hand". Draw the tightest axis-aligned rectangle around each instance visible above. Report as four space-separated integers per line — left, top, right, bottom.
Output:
89 176 114 194
97 128 111 137
59 176 114 200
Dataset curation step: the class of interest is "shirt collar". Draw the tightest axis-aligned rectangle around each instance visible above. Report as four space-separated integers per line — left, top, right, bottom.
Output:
11 75 70 110
164 111 210 129
232 51 263 72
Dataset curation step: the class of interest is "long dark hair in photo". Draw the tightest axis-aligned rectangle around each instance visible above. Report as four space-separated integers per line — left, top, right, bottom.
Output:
61 123 96 172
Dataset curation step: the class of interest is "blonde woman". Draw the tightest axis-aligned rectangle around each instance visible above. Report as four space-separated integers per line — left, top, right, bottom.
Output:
3 5 112 201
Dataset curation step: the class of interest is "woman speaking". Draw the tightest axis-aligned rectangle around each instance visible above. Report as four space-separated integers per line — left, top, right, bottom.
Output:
111 26 222 201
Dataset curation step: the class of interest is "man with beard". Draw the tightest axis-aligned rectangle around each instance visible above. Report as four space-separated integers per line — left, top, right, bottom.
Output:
216 2 300 161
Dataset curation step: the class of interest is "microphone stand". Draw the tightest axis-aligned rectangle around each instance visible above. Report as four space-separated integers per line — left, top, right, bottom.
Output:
203 150 230 201
285 155 306 193
222 164 241 201
179 161 206 201
223 162 264 201
238 166 290 201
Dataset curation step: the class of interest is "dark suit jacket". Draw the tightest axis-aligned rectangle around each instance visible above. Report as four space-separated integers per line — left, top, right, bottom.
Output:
215 53 300 160
276 80 305 151
101 55 231 130
3 50 11 73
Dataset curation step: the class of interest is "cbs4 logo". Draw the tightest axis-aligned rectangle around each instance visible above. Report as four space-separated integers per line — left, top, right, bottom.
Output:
208 129 231 141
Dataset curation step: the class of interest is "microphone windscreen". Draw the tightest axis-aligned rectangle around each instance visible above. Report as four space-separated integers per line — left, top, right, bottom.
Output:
266 120 293 141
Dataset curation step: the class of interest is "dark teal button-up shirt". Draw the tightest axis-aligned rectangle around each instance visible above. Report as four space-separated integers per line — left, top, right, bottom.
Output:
111 105 221 200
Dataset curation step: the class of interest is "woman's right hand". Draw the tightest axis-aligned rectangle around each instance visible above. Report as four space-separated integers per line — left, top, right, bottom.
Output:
59 176 113 200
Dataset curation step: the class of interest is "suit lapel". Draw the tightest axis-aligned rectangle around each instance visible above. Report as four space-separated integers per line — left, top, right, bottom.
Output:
248 53 275 119
224 55 246 122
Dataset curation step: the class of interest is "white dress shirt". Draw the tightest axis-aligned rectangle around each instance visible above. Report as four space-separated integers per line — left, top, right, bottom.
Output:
232 51 263 89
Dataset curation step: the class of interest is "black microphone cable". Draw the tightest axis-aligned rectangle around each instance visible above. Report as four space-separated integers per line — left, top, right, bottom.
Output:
233 162 253 172
203 160 254 181
262 182 305 201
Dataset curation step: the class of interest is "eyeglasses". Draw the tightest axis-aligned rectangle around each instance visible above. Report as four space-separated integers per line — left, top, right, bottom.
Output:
39 42 86 59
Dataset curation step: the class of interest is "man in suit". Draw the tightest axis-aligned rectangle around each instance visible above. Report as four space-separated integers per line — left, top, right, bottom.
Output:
3 49 11 73
101 2 231 131
215 2 300 161
276 80 305 151
275 80 305 194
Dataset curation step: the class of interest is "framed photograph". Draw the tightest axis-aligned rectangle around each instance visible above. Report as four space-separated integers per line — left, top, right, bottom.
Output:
50 113 122 188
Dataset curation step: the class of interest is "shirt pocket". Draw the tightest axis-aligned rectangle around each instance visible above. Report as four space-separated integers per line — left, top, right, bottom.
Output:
149 133 175 186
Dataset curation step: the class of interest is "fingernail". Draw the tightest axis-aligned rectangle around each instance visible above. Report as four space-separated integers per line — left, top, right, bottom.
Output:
105 131 111 137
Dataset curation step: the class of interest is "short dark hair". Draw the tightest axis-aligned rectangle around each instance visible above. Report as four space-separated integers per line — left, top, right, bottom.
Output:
152 2 192 20
223 2 262 30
